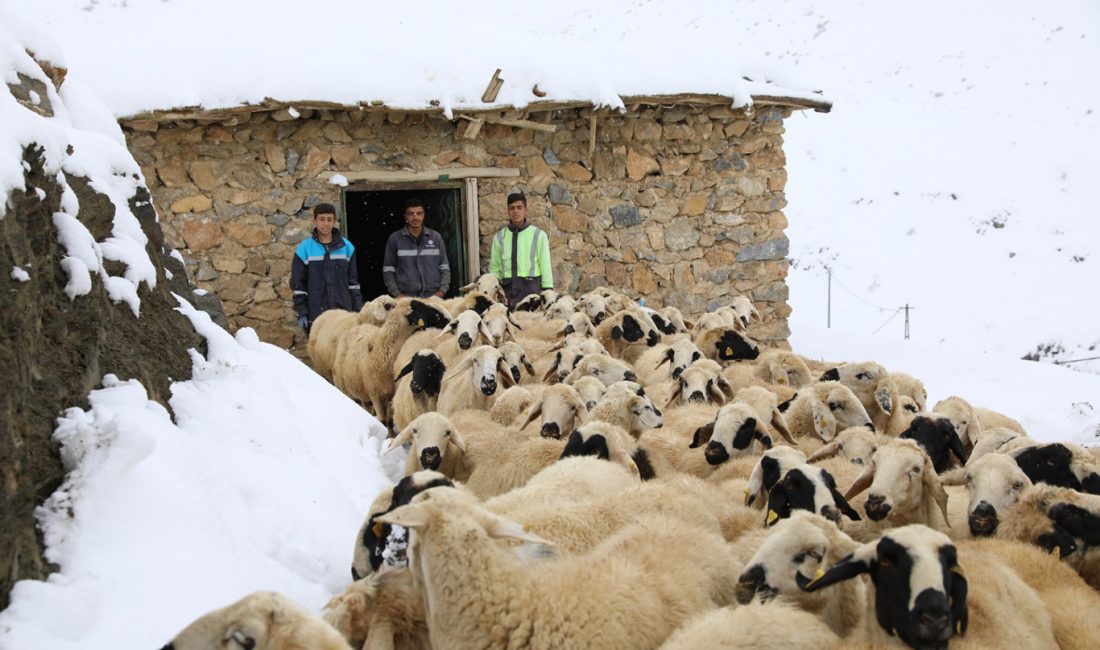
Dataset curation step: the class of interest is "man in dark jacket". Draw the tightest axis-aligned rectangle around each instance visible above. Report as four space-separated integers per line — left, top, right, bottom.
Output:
290 203 364 333
382 198 451 298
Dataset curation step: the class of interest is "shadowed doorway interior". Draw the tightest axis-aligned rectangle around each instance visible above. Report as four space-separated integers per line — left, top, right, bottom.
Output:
341 183 468 301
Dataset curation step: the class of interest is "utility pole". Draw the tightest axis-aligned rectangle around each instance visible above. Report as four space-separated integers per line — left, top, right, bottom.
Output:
903 303 912 340
827 267 832 329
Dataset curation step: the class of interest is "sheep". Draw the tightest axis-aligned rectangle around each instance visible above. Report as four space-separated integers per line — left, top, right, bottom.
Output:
488 385 536 427
512 292 545 312
633 338 703 387
437 289 494 317
559 310 597 337
575 292 614 324
1009 441 1100 494
780 381 874 443
722 349 813 395
735 511 864 639
436 345 516 416
585 382 664 439
892 371 928 412
692 326 760 363
684 403 782 470
818 361 896 433
884 393 922 437
375 490 743 650
844 438 953 537
657 358 733 408
496 340 535 385
939 453 1034 538
561 353 638 387
544 294 576 320
391 350 447 432
731 386 797 445
657 600 841 650
729 294 762 326
571 375 607 411
656 306 693 334
479 303 521 346
800 524 1059 649
387 412 470 479
484 455 641 521
307 308 360 382
338 299 451 424
162 591 352 650
898 415 968 473
392 308 485 375
966 426 1033 465
807 426 886 467
539 338 608 383
593 308 663 363
519 383 588 439
932 395 1027 453
459 272 507 304
764 463 863 527
743 446 809 508
323 569 429 650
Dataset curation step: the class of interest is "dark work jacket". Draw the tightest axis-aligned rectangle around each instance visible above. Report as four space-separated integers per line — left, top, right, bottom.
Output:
290 228 363 321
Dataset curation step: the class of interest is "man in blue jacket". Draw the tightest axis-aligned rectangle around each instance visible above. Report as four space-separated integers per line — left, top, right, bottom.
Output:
290 203 363 333
382 198 450 298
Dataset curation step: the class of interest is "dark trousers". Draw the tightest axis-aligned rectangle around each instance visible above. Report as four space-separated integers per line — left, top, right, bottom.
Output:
504 277 542 309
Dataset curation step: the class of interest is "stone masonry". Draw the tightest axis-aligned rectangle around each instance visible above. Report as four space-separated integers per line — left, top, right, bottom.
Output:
122 103 794 351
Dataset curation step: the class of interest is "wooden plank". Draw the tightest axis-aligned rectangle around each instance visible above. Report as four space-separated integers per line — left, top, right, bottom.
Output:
461 117 485 140
328 167 520 183
464 178 481 280
481 68 504 103
480 115 557 133
588 110 598 158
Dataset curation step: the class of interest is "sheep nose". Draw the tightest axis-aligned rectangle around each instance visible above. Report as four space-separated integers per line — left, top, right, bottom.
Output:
705 442 730 466
672 366 684 379
865 494 891 521
1083 472 1100 495
821 505 841 522
541 422 561 439
735 565 767 605
457 333 472 349
623 370 637 382
969 502 998 537
420 448 441 470
410 381 423 394
820 368 840 382
689 391 706 403
480 378 497 395
646 331 660 346
564 325 575 334
511 367 521 383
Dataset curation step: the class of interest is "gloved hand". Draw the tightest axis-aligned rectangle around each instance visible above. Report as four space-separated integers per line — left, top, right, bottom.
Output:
298 315 310 334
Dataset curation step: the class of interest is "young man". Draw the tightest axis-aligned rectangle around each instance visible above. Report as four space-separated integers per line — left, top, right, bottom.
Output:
382 198 451 298
290 203 363 333
489 192 553 307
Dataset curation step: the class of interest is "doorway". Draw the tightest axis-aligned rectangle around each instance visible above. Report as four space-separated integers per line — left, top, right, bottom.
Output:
341 183 469 301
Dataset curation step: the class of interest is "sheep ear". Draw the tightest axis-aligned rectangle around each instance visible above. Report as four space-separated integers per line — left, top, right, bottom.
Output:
708 382 728 405
770 407 798 446
484 513 552 545
542 357 561 384
498 358 517 387
505 323 519 341
683 318 696 330
444 356 474 381
478 320 494 345
948 430 969 467
923 455 951 526
522 357 535 376
800 546 874 592
375 502 430 531
966 415 983 449
690 422 716 448
950 568 969 637
656 349 673 369
440 319 458 335
395 360 415 383
845 465 875 500
507 313 522 330
810 399 837 442
387 427 414 451
449 427 467 453
460 281 476 293
521 401 543 429
665 381 684 409
547 339 567 352
807 440 840 463
875 382 894 415
940 467 966 486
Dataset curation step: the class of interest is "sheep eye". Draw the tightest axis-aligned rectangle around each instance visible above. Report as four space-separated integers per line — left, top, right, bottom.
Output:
904 404 918 413
837 444 844 451
828 401 842 411
910 466 921 474
1011 481 1024 490
855 372 869 380
808 549 824 561
445 430 452 437
591 368 601 376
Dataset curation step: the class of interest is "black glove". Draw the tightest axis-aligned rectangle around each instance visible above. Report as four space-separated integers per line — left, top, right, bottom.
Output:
298 315 311 334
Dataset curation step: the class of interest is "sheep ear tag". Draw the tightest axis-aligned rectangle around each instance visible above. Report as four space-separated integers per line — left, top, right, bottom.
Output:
371 521 385 537
418 318 425 328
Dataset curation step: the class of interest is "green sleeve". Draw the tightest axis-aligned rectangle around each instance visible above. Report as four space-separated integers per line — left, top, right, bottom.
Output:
538 230 553 289
489 232 502 277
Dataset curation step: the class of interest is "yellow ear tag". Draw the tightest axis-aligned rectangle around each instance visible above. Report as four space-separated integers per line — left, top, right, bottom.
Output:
817 416 828 429
1051 546 1061 557
955 621 963 635
418 319 425 327
371 522 385 537
766 510 779 525
815 568 825 579
743 490 753 506
777 376 788 385
725 347 734 356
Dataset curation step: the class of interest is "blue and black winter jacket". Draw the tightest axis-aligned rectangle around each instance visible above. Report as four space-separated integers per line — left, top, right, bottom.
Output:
290 229 364 321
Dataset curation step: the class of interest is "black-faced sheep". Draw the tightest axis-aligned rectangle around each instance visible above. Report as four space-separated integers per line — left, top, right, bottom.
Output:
899 415 968 473
593 308 663 363
692 326 760 363
742 446 809 508
1009 442 1100 494
764 463 862 527
161 591 352 650
375 488 743 650
392 350 447 432
801 524 1058 649
633 338 703 387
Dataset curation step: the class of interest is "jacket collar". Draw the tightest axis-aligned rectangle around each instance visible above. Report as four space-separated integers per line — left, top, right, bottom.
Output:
313 227 345 248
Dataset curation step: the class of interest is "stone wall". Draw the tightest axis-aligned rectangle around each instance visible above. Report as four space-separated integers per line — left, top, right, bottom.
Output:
123 103 794 351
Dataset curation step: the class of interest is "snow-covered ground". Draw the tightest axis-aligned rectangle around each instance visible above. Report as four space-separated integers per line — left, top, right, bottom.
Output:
1 1 1098 648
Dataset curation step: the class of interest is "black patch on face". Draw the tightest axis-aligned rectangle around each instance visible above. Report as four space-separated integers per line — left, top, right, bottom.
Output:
822 469 862 521
715 331 759 361
472 295 493 315
560 430 610 461
760 456 783 494
820 368 840 382
705 441 731 466
364 475 454 571
767 469 818 523
409 354 445 396
1013 444 1081 490
646 329 660 347
1048 502 1100 545
457 332 473 349
407 300 449 329
777 393 797 413
1082 472 1100 496
621 315 645 342
869 539 963 648
633 448 657 480
1037 528 1078 558
900 416 968 473
736 564 773 605
515 294 542 311
610 325 623 340
731 418 759 450
651 313 677 335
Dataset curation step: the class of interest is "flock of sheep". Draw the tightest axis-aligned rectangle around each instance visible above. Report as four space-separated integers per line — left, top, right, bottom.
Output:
161 275 1100 650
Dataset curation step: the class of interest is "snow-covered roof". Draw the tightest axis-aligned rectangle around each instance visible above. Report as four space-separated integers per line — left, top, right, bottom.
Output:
19 0 830 121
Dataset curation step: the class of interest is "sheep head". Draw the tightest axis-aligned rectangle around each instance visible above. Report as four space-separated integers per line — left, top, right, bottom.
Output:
656 339 702 381
807 426 881 467
162 591 350 650
939 453 1030 537
445 345 515 397
562 354 637 387
846 439 949 528
394 350 446 397
404 299 450 331
388 412 466 472
899 416 968 473
694 326 760 362
765 465 861 526
745 446 807 509
558 421 640 476
497 341 534 385
522 383 587 440
690 403 773 466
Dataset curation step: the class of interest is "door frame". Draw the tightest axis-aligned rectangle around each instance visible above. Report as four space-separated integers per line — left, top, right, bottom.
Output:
339 179 481 286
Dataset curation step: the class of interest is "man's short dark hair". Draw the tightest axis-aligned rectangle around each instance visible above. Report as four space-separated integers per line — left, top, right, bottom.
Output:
313 203 337 218
403 198 425 213
507 192 527 206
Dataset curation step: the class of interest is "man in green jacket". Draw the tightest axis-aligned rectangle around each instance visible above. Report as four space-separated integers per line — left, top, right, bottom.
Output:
489 192 553 307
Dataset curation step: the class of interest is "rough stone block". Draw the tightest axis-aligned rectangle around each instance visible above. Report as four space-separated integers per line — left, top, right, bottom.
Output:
610 205 643 228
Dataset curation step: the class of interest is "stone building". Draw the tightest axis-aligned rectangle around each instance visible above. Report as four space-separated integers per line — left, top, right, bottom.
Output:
120 89 830 350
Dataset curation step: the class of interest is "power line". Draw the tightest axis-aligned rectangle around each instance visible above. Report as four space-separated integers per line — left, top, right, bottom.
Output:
824 265 893 312
871 308 903 334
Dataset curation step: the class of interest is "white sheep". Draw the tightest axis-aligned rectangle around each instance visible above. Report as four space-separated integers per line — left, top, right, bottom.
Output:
162 591 352 650
780 381 874 443
633 338 703 387
497 340 536 385
392 308 485 375
721 349 814 397
488 385 536 427
539 338 608 383
307 308 360 382
932 395 1027 453
561 353 638 387
436 345 516 415
818 360 896 433
657 600 841 650
459 273 507 304
806 426 887 467
844 438 954 538
572 375 608 411
800 524 1058 649
657 358 733 408
387 412 469 479
519 383 588 439
585 381 664 439
375 488 744 650
323 569 429 650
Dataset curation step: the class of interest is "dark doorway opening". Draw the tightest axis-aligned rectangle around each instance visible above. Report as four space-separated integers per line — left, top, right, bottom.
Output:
342 184 469 301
